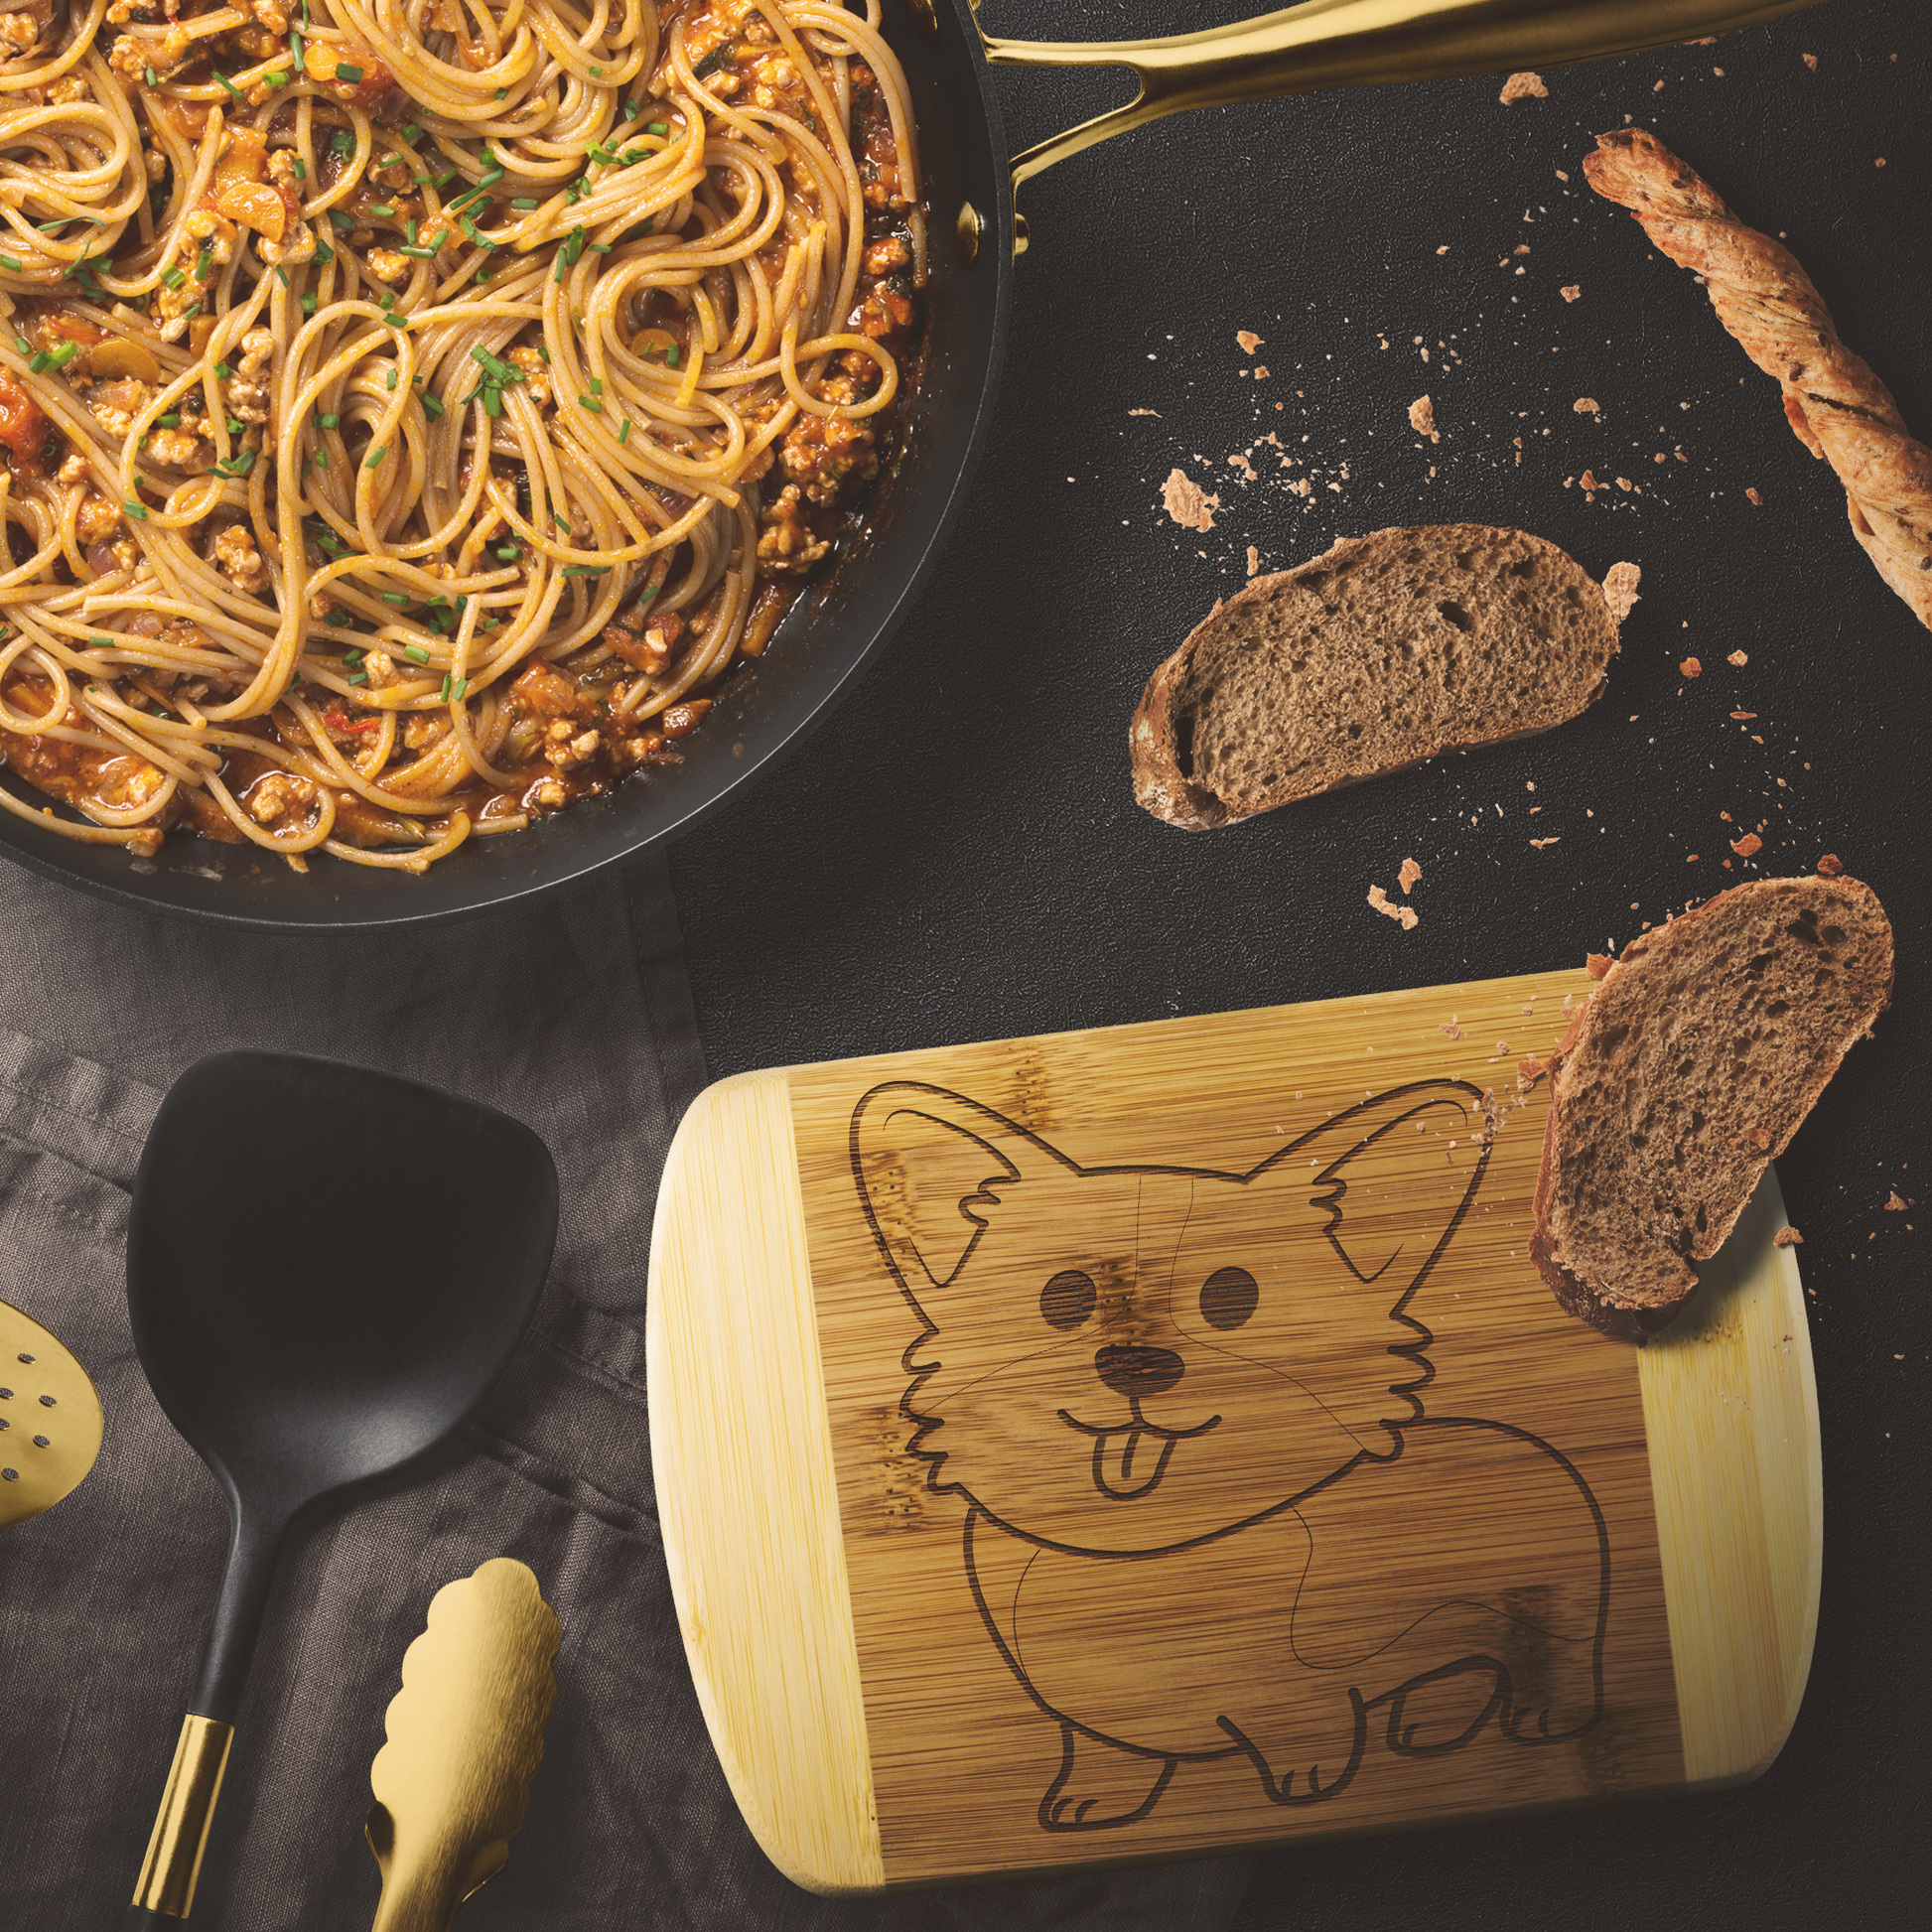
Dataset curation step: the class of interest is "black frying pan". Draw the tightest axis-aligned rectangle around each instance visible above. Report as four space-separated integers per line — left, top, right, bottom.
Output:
0 0 1817 933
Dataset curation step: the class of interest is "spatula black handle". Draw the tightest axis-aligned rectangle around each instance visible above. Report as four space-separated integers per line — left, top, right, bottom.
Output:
123 1510 285 1922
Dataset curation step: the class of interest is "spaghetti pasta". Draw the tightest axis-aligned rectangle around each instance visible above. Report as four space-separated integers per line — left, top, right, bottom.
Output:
0 0 923 873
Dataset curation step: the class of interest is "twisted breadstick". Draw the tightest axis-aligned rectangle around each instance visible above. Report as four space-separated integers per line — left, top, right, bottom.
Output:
1585 128 1932 632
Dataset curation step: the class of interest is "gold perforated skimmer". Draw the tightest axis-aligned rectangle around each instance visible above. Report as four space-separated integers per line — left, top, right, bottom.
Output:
0 1298 105 1534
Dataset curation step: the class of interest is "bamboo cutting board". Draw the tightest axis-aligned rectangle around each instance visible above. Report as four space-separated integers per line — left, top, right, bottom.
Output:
645 969 1821 1893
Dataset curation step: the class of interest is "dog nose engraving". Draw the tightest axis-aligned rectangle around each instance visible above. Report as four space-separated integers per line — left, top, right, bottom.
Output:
1094 1343 1184 1399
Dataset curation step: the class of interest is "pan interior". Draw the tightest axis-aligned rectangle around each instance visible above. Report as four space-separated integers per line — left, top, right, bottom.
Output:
0 2 1012 932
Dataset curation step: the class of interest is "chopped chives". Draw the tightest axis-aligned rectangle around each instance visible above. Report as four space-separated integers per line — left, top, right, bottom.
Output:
275 264 290 286
367 203 395 218
422 393 444 420
291 157 306 180
336 64 364 82
333 131 355 155
618 420 630 444
588 377 603 394
366 446 387 469
494 86 506 98
433 167 456 187
646 122 669 136
579 395 602 413
403 642 432 661
163 266 186 288
589 66 603 77
301 293 317 313
89 635 112 648
315 243 333 265
383 314 404 329
399 245 435 258
225 416 244 436
622 100 639 119
345 670 367 683
379 291 395 311
510 198 538 209
46 342 79 370
313 446 328 466
405 216 418 243
214 72 240 99
494 543 518 559
439 673 452 698
483 386 501 417
26 350 49 373
587 241 612 253
124 500 149 519
562 564 608 577
156 411 181 429
385 595 411 610
343 647 364 664
665 344 679 366
268 69 289 87
318 413 339 428
145 66 157 85
453 678 469 700
401 123 421 141
536 344 550 364
329 209 353 231
180 304 201 321
215 362 231 378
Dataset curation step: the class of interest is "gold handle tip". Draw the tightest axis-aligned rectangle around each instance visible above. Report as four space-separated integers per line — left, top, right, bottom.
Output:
133 1716 233 1916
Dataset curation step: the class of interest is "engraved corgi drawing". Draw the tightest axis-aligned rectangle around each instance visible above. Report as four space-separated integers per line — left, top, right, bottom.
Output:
850 1080 1609 1832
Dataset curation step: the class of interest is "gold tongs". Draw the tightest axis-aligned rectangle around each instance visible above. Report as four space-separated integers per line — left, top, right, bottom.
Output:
966 0 1826 251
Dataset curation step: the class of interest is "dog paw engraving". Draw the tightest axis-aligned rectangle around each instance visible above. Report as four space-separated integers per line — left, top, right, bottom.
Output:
851 1080 1610 1832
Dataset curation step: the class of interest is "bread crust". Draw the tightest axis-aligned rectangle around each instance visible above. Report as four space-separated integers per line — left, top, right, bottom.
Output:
1531 876 1893 1341
1129 524 1616 830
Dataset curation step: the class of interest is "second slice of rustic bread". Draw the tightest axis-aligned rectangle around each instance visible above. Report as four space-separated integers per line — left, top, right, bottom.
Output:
1531 875 1893 1339
1132 525 1622 829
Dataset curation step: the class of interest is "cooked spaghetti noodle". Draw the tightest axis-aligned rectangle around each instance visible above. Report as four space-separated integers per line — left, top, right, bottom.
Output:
0 0 923 871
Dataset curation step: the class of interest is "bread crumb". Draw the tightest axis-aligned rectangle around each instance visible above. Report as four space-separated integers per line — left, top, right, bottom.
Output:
1530 836 1561 848
1885 1191 1908 1211
1727 648 1748 667
1440 1017 1462 1040
1817 853 1844 876
1586 953 1612 979
1747 1127 1773 1152
1161 468 1220 532
1574 397 1600 414
1253 365 1269 380
1246 544 1260 578
1875 157 1886 167
1398 857 1422 895
1745 486 1764 505
1436 243 1449 254
1236 331 1264 353
1408 394 1441 442
1128 408 1162 417
1367 884 1419 930
1680 656 1702 677
1499 70 1548 102
1730 832 1762 858
1561 284 1582 302
1729 710 1756 720
1602 560 1641 621
1774 1225 1804 1246
1803 53 1818 69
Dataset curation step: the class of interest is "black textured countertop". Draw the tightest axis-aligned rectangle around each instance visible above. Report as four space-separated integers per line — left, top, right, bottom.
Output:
673 5 1927 1925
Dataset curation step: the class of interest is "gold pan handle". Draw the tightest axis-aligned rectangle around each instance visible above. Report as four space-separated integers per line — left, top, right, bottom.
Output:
972 0 1828 251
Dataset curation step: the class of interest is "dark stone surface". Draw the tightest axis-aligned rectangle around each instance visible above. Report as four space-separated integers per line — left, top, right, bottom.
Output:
673 5 1928 1926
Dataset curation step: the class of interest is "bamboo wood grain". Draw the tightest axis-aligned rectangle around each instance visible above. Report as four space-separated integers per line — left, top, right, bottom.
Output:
647 972 1821 1892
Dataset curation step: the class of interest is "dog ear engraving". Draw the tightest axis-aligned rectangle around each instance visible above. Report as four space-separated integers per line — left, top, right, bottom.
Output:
1256 1086 1487 1308
852 1083 1076 1300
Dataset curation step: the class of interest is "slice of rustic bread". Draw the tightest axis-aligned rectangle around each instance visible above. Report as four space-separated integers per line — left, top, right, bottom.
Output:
1531 875 1893 1339
1131 525 1625 828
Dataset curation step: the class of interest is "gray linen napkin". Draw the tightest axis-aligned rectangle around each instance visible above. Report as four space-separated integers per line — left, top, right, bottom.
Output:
0 854 1251 1929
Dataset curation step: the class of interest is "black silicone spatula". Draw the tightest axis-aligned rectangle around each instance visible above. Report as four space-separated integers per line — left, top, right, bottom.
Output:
120 1050 558 1928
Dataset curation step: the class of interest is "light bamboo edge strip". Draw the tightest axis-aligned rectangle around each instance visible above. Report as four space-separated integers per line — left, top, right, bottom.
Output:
645 1068 884 1893
1637 1167 1822 1788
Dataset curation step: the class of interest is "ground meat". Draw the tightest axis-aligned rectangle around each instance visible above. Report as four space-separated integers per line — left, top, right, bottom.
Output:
86 377 156 440
778 406 877 506
602 608 683 674
756 483 829 572
366 247 410 286
212 524 268 593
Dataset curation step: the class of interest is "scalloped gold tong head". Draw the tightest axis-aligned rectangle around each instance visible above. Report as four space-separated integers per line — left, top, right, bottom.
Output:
0 1298 104 1533
364 1559 561 1932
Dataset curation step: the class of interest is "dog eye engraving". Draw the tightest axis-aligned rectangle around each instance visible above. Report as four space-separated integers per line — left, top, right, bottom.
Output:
1039 1269 1097 1330
1199 1266 1259 1330
1093 1342 1184 1398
